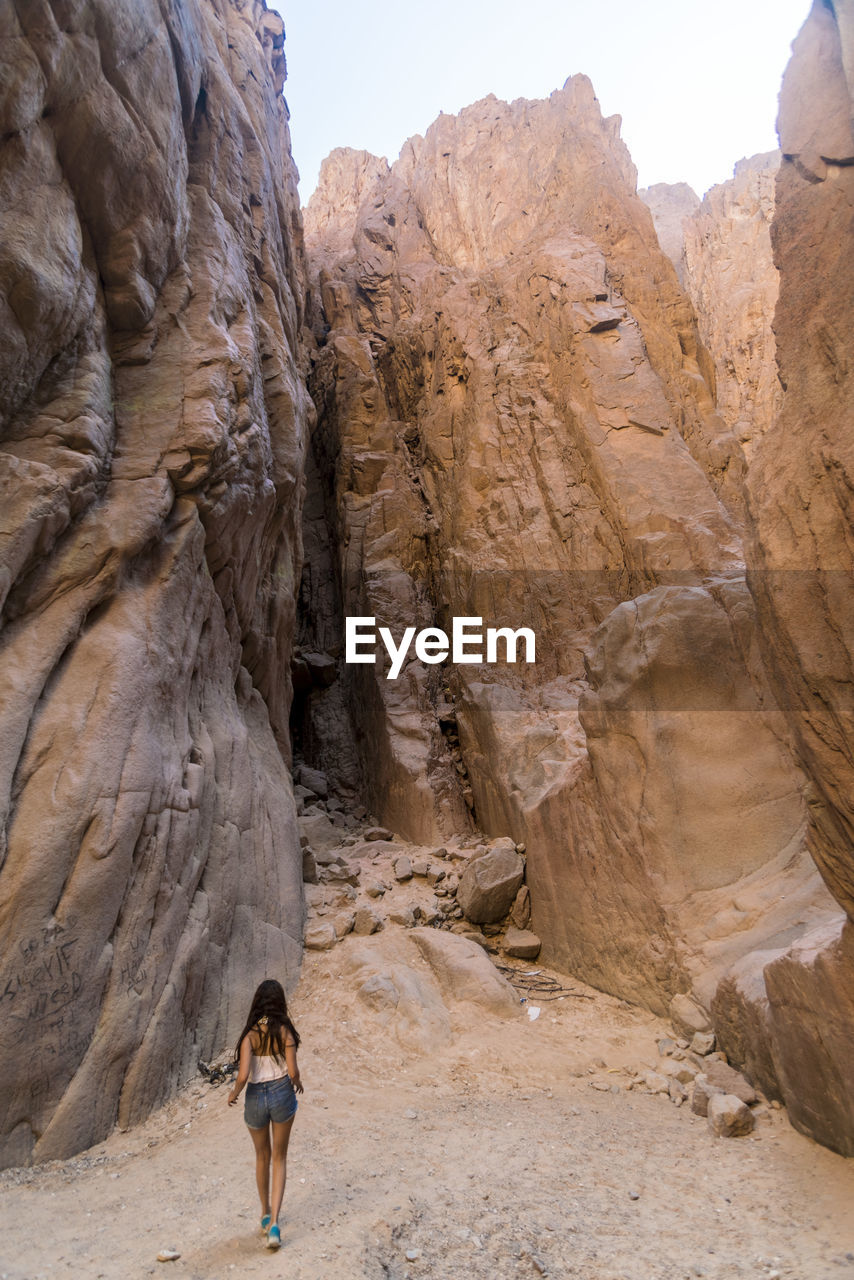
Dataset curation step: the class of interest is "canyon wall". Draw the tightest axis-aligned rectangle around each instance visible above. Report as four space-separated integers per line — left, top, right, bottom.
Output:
721 0 854 1155
643 152 782 458
0 0 311 1167
2 0 851 1170
300 79 837 1049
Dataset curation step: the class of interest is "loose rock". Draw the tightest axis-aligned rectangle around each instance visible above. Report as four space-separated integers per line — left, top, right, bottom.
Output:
298 765 329 799
304 922 337 951
354 907 383 935
702 1059 757 1104
510 885 532 930
457 846 525 924
707 1092 756 1137
690 1031 716 1056
502 927 542 959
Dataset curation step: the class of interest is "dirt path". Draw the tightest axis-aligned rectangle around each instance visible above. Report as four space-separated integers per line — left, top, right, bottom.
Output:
2 831 853 1280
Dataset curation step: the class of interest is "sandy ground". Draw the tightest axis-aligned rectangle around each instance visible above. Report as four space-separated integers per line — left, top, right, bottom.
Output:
2 833 854 1280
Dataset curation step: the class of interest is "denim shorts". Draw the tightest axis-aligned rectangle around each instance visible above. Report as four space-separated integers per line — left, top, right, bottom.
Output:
244 1075 298 1128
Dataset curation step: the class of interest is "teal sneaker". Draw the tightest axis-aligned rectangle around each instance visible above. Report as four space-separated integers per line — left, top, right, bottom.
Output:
260 1214 271 1235
266 1224 281 1250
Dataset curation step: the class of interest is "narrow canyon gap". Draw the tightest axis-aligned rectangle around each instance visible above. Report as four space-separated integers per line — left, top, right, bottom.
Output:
0 0 852 1168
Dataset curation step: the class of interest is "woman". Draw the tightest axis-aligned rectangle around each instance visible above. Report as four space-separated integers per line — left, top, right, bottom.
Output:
228 979 304 1250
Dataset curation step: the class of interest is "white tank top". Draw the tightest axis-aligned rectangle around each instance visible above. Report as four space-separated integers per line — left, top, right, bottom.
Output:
249 1052 289 1084
248 1019 290 1084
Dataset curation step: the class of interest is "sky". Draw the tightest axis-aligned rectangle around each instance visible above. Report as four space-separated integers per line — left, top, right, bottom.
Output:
278 0 810 204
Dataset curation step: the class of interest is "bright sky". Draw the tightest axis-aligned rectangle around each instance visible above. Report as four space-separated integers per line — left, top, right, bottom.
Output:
279 0 809 204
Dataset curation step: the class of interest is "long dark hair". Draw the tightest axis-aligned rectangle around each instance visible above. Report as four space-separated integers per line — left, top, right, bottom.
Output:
235 979 300 1063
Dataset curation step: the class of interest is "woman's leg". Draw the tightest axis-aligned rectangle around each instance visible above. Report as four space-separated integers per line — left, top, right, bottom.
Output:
248 1123 272 1218
269 1115 296 1224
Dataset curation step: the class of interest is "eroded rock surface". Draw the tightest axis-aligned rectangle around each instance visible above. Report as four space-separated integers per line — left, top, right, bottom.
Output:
638 181 699 286
728 0 854 1156
681 153 782 455
0 0 311 1167
299 79 828 1031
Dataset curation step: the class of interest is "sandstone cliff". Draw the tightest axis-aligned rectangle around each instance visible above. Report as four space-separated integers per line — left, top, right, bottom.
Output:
0 0 311 1167
638 181 699 287
676 153 781 456
721 0 854 1156
300 81 835 1050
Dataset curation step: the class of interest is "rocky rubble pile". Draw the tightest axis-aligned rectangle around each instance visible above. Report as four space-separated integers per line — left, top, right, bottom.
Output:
293 765 541 960
611 1028 778 1140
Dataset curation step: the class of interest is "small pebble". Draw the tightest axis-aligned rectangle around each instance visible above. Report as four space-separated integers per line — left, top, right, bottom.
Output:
405 1248 420 1261
628 1190 640 1201
156 1249 180 1262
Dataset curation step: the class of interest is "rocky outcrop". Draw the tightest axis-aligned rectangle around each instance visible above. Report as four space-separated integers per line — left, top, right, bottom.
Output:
680 153 782 455
300 79 831 1027
744 0 854 921
717 0 854 1157
0 0 311 1167
638 182 699 286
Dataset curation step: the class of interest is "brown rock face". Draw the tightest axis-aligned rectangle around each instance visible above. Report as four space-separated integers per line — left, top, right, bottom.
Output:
301 79 829 1019
745 0 854 921
638 181 700 287
680 153 782 455
728 0 854 1156
0 1 311 1167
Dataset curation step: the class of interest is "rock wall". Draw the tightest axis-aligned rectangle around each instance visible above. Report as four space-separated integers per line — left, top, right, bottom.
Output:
0 0 312 1167
638 181 699 287
716 0 854 1157
680 153 782 456
300 80 834 1031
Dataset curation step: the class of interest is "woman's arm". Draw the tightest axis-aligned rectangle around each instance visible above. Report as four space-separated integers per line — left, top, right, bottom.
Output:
227 1034 253 1106
286 1038 303 1094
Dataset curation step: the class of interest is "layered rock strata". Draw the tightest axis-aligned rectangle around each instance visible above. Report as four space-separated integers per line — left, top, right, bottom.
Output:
0 0 311 1167
300 81 833 1037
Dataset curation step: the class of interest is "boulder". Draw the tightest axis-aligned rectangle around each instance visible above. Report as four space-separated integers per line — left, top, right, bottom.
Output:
394 856 413 882
691 1074 724 1118
690 1031 716 1056
333 912 355 938
457 847 525 925
707 1093 755 1138
669 994 713 1039
298 766 329 799
702 1060 757 1105
304 922 337 952
409 928 520 1017
302 651 338 687
510 886 532 930
302 848 318 884
502 927 542 960
388 908 416 928
353 908 383 936
364 826 394 842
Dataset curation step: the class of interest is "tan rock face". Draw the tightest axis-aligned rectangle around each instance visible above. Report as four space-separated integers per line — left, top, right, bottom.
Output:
709 0 854 1157
744 0 854 923
638 182 699 286
680 153 782 455
300 77 825 1021
0 1 311 1167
